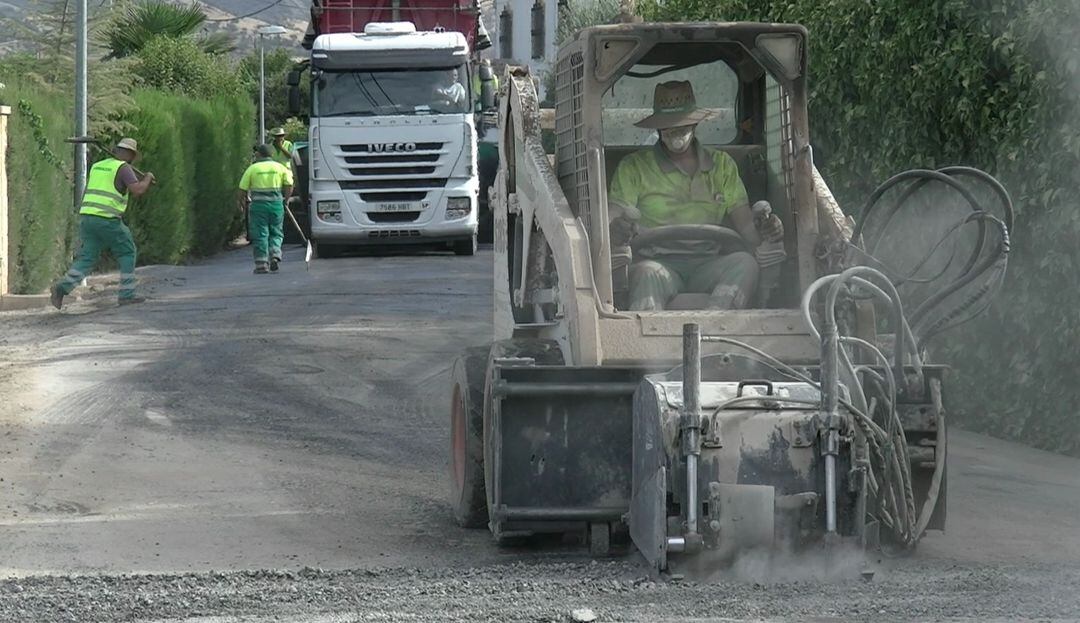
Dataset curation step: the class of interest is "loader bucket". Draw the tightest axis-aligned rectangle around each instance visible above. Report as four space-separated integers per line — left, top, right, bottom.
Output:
486 363 649 541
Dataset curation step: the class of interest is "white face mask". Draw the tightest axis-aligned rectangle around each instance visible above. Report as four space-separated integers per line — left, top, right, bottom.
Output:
660 125 695 154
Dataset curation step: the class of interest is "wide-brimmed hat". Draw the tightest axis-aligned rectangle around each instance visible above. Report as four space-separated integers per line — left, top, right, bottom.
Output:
270 127 286 137
113 137 138 154
635 81 720 130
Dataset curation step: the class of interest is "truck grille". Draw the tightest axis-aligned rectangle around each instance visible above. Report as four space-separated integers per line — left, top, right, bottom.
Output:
340 142 443 152
368 229 422 238
333 141 450 207
348 165 437 176
340 178 448 190
368 212 421 223
335 142 449 182
359 191 428 202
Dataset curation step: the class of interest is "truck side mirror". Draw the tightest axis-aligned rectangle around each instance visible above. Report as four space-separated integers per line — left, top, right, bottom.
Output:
287 69 302 116
288 87 301 116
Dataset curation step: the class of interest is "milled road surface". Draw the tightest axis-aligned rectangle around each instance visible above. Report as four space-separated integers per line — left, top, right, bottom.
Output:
0 245 1078 622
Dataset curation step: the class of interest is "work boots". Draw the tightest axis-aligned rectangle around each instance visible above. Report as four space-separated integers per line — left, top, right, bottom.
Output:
50 285 65 310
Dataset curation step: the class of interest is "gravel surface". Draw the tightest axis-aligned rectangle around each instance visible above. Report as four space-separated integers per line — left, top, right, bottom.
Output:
1 246 1079 622
2 559 1079 622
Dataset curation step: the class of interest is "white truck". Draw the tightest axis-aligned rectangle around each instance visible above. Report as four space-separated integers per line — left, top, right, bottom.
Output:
291 20 489 257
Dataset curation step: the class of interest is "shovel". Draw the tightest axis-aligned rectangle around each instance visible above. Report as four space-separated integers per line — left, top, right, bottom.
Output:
65 136 156 183
283 200 313 270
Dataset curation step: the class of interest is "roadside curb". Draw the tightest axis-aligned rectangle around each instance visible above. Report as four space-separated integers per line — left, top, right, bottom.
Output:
0 294 51 312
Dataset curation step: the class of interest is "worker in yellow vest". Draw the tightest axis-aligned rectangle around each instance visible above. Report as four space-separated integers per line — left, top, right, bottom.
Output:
50 138 156 309
238 144 294 274
269 127 294 167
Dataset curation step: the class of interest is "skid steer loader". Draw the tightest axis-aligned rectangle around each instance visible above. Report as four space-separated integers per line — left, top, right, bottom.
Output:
449 21 1012 570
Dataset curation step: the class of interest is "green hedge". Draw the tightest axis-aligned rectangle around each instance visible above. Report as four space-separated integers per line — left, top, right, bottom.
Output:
2 82 253 291
1 78 76 294
641 0 1080 454
121 90 253 263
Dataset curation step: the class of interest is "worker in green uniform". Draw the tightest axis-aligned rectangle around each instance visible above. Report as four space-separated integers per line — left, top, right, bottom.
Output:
238 144 293 274
50 138 156 309
269 127 294 167
608 81 784 311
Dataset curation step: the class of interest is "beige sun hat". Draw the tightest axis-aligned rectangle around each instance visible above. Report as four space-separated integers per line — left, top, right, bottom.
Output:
113 137 138 154
270 127 286 137
634 81 721 130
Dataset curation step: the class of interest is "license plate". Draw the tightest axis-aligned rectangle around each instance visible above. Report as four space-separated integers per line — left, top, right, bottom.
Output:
376 202 423 212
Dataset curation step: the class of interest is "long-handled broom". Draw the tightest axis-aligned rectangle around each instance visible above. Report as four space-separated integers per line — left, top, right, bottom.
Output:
283 200 313 270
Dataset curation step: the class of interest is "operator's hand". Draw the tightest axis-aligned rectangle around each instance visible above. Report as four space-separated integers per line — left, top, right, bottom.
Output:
759 213 784 243
610 217 638 247
145 172 157 184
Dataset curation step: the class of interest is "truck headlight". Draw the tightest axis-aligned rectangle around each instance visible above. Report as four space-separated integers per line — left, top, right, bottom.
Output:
445 197 472 220
317 200 342 223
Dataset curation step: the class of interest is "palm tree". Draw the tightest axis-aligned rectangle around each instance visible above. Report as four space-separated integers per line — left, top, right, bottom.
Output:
101 0 235 59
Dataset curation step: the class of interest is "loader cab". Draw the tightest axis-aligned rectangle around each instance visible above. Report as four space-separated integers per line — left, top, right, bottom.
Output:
553 24 814 312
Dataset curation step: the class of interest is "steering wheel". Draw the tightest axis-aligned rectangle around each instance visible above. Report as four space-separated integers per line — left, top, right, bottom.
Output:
630 224 748 259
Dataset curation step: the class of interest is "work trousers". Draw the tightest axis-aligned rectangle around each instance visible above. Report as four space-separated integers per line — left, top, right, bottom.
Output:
628 252 759 311
248 200 284 266
56 215 137 300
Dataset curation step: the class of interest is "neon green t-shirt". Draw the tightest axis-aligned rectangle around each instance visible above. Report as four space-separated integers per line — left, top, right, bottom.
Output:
608 143 748 228
239 159 294 202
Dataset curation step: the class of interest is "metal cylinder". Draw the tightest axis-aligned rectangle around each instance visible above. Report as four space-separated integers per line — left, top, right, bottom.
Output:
682 323 702 537
686 454 699 535
824 453 837 533
820 323 840 535
666 536 686 553
682 323 701 427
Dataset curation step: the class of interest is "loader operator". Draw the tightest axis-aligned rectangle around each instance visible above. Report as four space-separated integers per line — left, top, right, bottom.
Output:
608 81 784 311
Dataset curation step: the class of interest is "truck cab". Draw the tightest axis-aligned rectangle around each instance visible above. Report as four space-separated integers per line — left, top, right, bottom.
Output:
302 22 481 256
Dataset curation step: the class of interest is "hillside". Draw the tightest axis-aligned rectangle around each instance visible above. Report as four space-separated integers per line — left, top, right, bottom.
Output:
0 0 310 56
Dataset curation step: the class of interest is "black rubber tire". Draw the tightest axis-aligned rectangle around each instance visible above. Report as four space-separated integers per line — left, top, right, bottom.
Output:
450 346 490 528
453 236 478 256
482 339 565 537
313 242 341 259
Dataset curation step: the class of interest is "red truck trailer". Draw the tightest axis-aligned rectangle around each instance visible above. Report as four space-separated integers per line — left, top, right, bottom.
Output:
302 0 486 51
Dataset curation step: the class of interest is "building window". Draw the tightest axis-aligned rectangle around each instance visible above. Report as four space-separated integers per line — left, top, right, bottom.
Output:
500 7 513 59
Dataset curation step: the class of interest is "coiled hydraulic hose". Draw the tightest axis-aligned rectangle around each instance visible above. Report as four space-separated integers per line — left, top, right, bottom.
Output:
852 167 1012 346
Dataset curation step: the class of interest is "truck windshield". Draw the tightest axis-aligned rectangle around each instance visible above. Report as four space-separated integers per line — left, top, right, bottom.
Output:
315 67 471 116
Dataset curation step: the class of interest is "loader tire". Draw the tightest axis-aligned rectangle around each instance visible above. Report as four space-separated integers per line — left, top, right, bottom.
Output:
450 346 490 528
482 339 565 540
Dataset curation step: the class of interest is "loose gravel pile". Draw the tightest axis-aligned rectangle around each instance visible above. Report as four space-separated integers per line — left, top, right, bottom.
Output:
2 558 1078 622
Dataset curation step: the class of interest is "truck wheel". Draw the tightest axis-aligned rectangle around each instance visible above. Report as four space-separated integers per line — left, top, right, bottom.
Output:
450 346 490 528
453 236 477 256
483 339 565 540
314 242 341 259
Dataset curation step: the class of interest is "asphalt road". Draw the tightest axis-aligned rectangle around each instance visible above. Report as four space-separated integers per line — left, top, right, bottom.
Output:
0 244 1078 622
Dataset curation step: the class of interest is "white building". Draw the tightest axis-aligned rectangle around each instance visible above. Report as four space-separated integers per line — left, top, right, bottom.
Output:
481 0 561 100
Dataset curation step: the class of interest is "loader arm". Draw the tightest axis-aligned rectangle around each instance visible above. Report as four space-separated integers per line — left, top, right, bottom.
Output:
493 68 604 365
